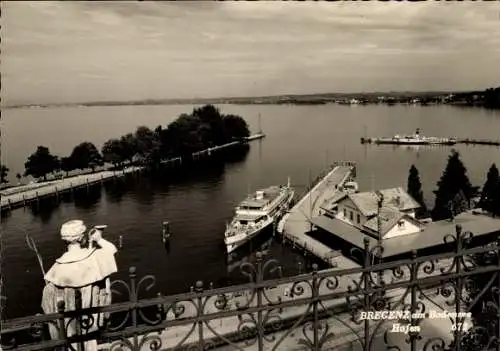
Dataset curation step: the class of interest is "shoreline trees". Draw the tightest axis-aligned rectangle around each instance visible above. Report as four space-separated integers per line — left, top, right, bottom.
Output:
69 142 104 172
407 165 428 218
1 165 9 184
21 105 250 182
478 164 500 217
431 150 478 221
24 146 59 181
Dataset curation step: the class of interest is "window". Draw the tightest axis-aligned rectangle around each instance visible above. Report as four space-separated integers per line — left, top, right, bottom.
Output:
350 211 354 221
357 214 361 223
398 220 405 229
343 208 347 218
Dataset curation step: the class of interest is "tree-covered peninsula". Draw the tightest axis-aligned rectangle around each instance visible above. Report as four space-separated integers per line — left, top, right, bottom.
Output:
20 105 250 181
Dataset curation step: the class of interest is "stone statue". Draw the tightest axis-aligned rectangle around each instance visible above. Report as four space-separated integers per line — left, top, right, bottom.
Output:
41 220 118 351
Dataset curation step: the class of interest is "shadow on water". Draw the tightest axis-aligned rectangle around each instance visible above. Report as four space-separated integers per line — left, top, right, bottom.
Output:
29 199 58 224
1 209 12 220
25 183 103 223
146 143 250 188
163 240 171 254
73 183 103 210
226 231 275 275
219 143 250 164
6 145 250 223
103 177 130 204
220 225 326 288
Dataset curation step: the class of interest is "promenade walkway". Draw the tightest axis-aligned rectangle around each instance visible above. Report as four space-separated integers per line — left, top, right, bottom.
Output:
1 134 264 212
0 166 142 211
278 165 355 267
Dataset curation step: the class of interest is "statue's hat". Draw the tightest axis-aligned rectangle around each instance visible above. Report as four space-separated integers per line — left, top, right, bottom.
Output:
60 220 87 242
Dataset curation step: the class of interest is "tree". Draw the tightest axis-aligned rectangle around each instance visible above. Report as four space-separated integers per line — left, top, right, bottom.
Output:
483 86 500 109
407 165 428 218
167 113 205 156
102 139 126 168
431 150 477 221
119 133 137 164
134 126 161 165
154 125 162 136
69 142 103 172
165 105 251 156
1 165 9 183
24 146 59 181
493 182 500 217
449 190 469 219
193 105 227 145
222 114 250 140
157 126 171 158
59 156 75 176
479 164 500 215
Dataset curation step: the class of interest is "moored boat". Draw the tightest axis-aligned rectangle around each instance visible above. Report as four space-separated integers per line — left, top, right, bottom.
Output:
224 179 295 254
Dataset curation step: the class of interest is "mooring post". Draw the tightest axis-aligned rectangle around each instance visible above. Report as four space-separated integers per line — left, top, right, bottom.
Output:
22 194 26 207
162 221 170 243
8 199 12 211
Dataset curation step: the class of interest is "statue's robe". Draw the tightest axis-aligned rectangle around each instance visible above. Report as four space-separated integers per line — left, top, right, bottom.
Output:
41 240 117 351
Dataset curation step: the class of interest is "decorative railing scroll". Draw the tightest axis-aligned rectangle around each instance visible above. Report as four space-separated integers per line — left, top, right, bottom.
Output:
1 224 499 350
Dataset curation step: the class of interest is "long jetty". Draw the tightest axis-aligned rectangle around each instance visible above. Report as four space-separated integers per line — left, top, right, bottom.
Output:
361 136 500 146
277 162 358 268
1 134 265 212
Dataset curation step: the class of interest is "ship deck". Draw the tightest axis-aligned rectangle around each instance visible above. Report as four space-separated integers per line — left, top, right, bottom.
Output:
239 186 284 208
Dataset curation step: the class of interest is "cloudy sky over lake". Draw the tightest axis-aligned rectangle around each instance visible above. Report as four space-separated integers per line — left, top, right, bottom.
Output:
2 1 500 105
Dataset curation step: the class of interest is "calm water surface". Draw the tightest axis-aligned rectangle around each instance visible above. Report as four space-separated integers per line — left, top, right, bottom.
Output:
2 104 500 318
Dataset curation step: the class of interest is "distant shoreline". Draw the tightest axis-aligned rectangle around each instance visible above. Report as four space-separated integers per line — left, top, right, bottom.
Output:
3 88 499 110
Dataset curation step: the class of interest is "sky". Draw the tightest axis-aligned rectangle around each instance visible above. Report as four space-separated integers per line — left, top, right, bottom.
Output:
2 1 500 105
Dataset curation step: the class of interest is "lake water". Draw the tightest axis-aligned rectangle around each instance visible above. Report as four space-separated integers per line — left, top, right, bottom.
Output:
2 104 500 319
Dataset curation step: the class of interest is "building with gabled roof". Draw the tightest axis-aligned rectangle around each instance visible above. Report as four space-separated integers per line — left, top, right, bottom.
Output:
310 186 500 263
310 210 500 262
320 187 422 241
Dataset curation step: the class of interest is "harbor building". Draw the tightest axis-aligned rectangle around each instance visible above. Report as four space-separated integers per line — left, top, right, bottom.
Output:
310 187 500 263
319 186 422 238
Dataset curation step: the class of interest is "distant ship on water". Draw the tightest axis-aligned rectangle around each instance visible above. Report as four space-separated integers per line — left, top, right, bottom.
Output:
361 128 457 145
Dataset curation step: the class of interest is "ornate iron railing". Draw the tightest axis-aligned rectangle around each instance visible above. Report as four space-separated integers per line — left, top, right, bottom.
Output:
1 224 499 351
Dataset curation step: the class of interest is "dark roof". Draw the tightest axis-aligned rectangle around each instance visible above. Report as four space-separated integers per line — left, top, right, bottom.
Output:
322 191 348 209
347 187 421 217
362 209 422 235
311 211 500 257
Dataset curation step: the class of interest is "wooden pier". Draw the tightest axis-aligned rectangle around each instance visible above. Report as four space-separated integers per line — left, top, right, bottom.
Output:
190 134 265 159
278 162 358 267
0 167 141 212
361 136 500 146
1 134 265 212
457 138 500 146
